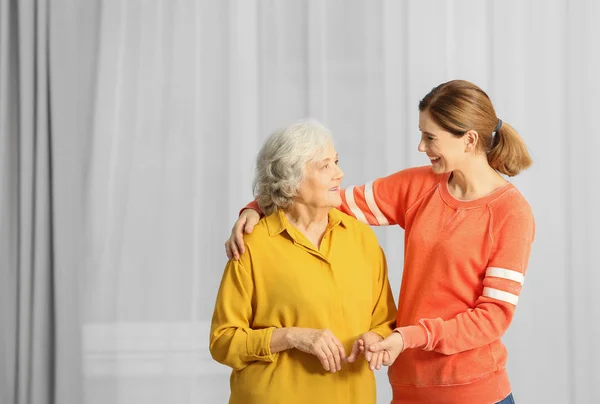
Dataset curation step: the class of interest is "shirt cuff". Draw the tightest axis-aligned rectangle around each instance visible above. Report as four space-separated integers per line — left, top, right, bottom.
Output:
394 324 428 350
242 327 277 362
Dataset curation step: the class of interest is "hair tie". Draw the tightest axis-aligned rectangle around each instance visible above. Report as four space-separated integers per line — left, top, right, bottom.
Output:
492 119 503 137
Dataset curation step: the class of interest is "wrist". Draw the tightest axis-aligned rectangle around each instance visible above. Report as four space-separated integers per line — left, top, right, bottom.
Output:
391 329 405 350
285 327 298 350
394 325 427 350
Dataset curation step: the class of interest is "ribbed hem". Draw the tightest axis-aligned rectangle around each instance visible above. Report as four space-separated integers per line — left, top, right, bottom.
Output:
390 369 511 404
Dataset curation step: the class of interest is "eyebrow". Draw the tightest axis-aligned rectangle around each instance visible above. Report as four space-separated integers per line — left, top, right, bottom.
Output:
419 128 435 136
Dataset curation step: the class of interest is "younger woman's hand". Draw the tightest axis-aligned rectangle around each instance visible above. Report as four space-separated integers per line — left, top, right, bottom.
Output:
366 332 405 366
347 331 389 371
225 209 260 260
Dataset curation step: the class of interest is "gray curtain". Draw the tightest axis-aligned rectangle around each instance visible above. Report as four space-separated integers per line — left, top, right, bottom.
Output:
0 0 99 402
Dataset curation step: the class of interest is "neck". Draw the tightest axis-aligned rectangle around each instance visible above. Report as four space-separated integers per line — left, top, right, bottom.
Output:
449 155 506 199
283 204 329 232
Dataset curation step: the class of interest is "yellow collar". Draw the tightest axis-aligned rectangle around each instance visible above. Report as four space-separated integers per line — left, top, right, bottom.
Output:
265 208 347 237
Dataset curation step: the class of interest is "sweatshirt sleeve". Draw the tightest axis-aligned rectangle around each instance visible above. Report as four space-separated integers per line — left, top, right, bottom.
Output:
242 166 440 228
339 166 440 228
241 200 261 215
209 257 277 370
398 200 535 354
368 245 398 338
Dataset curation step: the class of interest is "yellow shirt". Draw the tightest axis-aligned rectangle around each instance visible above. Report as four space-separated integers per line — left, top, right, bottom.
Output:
210 208 397 404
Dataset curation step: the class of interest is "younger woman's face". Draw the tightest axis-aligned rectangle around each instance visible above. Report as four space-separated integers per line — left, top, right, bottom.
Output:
417 109 467 174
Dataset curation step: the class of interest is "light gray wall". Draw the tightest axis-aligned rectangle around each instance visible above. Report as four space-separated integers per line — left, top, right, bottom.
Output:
80 1 600 403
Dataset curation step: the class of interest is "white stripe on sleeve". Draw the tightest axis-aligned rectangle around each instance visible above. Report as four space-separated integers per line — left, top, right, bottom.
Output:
364 181 389 225
345 186 369 224
485 267 525 285
483 287 519 305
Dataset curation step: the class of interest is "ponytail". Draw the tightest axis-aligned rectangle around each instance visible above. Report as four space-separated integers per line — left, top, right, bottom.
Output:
487 122 532 177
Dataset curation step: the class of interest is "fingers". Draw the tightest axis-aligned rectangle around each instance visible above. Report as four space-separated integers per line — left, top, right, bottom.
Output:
365 344 373 362
368 340 385 353
233 232 245 257
334 337 347 363
227 210 260 260
347 340 360 363
316 343 338 373
231 223 245 259
225 240 233 260
315 347 332 372
375 350 384 370
243 210 260 233
382 350 394 366
313 331 345 373
368 334 403 367
366 339 387 362
328 341 342 372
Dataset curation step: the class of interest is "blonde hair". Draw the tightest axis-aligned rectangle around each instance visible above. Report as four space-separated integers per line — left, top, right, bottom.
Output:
419 80 532 176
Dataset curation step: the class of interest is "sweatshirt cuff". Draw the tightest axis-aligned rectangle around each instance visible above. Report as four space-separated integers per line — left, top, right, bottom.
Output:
240 200 262 217
243 327 277 362
394 324 428 350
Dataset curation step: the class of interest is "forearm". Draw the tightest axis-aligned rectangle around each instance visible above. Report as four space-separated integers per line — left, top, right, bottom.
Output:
270 328 295 353
415 304 513 355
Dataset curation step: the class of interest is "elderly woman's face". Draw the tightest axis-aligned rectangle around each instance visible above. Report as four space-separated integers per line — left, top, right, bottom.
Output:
295 143 344 210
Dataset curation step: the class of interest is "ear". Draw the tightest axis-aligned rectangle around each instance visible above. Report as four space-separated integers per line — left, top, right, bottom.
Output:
463 130 479 152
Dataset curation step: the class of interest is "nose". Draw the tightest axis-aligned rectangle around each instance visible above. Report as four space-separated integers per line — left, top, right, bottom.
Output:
334 164 344 180
417 139 426 153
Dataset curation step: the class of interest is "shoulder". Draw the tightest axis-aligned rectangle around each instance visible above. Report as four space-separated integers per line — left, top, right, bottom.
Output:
488 186 535 236
236 217 272 264
337 210 380 246
243 217 271 244
488 186 533 219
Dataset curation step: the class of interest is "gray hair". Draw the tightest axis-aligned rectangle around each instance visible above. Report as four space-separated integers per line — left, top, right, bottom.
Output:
253 120 334 215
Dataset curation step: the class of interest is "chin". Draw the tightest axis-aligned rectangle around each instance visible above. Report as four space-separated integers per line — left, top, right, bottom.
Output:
431 164 450 174
329 196 343 207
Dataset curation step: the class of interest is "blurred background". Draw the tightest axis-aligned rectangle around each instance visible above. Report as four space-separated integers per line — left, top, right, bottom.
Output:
1 0 599 403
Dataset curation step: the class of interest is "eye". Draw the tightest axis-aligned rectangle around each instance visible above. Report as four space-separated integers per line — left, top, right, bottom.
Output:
334 159 339 165
428 136 435 141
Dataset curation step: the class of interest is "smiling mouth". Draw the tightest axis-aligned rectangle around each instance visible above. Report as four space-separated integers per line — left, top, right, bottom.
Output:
329 187 339 191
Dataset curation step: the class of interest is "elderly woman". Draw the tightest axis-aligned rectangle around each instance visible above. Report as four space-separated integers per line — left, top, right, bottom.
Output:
209 120 397 404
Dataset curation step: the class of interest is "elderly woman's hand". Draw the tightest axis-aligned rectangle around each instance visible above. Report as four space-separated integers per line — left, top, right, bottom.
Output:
225 209 261 260
347 331 390 371
287 328 347 373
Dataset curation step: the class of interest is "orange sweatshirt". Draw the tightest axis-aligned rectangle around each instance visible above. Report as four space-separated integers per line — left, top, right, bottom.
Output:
245 166 535 404
339 166 535 404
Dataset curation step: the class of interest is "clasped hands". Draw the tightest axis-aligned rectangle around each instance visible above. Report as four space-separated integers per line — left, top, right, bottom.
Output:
292 328 404 373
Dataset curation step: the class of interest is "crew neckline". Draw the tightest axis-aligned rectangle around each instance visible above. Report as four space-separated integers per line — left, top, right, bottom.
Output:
438 171 514 209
